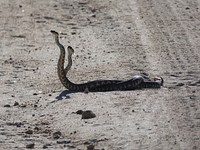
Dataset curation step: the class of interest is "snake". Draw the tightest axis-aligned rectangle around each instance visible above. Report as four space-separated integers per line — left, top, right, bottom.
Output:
50 30 163 92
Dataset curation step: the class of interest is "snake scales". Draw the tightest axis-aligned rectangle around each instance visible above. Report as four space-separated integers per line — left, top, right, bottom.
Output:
50 30 163 92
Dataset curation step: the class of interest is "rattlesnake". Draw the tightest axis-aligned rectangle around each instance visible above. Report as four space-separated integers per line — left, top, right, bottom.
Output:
50 30 163 92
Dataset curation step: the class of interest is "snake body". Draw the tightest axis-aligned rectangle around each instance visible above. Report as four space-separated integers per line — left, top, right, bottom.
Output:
50 30 163 92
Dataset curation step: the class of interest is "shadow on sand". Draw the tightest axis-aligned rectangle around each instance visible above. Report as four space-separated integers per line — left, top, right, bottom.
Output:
49 90 77 103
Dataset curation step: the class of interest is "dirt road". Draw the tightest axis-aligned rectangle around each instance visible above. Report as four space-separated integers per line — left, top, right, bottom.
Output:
0 0 199 149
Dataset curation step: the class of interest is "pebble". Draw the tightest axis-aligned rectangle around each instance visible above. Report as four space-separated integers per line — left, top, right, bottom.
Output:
176 83 184 86
56 139 71 144
87 144 95 150
26 143 35 149
43 143 52 149
20 104 27 108
52 131 62 139
34 126 40 131
82 110 96 119
14 101 19 106
25 129 33 134
4 104 11 107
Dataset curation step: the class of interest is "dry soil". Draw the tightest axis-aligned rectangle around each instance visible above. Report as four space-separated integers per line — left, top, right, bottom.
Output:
0 0 200 150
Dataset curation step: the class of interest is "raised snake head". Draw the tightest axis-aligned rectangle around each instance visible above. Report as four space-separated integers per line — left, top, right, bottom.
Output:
67 46 74 56
50 30 59 37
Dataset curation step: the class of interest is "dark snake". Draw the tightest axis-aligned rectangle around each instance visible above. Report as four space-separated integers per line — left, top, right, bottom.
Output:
50 30 163 92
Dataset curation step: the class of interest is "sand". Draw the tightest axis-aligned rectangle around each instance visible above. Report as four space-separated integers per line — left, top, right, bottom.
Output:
0 0 199 149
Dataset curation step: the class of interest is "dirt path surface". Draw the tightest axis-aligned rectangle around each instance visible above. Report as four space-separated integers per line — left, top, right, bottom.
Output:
0 0 200 149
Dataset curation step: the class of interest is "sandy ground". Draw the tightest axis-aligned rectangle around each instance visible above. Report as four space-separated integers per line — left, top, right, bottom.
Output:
0 0 200 149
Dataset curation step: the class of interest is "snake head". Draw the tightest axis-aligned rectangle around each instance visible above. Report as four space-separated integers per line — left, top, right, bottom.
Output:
153 77 164 86
50 30 59 36
67 46 74 55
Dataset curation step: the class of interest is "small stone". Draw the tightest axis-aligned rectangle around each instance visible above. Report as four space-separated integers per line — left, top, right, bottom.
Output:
4 104 11 107
90 14 96 18
26 143 35 149
67 144 76 148
52 131 62 139
87 144 95 150
43 145 48 149
14 101 19 106
25 129 33 134
176 83 184 86
56 139 71 144
34 126 40 131
43 143 52 149
91 8 96 13
15 122 23 127
82 110 96 119
71 32 76 35
20 104 26 108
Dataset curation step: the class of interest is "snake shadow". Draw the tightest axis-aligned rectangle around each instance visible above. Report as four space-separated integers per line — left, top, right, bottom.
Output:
56 90 77 100
50 90 77 103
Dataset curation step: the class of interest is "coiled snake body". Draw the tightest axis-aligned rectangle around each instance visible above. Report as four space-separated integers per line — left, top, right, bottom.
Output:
50 30 163 92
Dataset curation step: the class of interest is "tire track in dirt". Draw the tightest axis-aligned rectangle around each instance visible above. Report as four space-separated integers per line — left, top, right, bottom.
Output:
137 0 200 75
137 0 200 149
113 1 182 149
89 0 153 76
